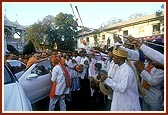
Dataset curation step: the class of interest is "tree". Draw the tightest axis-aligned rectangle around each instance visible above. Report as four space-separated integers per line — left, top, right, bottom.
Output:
156 4 164 34
41 15 57 49
23 40 36 54
25 22 45 49
54 12 78 51
25 13 78 51
128 13 145 20
100 17 124 28
24 15 56 50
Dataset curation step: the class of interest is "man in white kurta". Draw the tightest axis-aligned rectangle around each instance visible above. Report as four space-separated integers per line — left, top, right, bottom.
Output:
49 64 70 111
101 46 141 111
71 51 81 91
135 59 164 111
79 52 89 79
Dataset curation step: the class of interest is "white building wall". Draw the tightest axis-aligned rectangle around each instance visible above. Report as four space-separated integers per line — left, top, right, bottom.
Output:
77 37 84 49
88 35 94 47
76 15 162 49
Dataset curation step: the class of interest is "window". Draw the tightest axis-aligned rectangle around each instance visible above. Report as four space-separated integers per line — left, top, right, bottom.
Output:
139 26 144 35
123 30 128 36
36 65 49 76
4 66 15 84
86 37 89 42
31 60 51 76
153 24 160 34
102 34 105 40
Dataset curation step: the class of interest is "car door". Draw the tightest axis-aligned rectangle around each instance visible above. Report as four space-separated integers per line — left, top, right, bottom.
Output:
19 59 52 104
4 65 32 111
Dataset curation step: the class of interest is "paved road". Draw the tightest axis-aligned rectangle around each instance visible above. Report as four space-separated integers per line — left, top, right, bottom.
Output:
32 93 111 111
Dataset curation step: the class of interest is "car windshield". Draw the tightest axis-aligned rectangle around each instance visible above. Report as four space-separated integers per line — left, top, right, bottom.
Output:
7 60 26 74
8 61 22 66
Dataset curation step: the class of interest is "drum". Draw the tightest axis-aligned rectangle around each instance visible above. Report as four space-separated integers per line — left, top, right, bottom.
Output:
94 74 101 82
99 82 113 95
90 77 99 89
75 64 83 72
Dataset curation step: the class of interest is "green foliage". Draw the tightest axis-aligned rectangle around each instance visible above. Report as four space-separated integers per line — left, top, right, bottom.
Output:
24 13 78 51
7 45 19 54
23 40 36 54
155 4 164 34
24 22 45 49
54 12 78 51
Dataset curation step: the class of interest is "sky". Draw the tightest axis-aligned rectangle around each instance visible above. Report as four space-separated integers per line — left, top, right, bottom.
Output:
3 2 164 29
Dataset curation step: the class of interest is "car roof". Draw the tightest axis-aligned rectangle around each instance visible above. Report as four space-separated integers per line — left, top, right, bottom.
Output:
7 60 21 62
6 59 26 66
7 59 25 63
35 57 50 63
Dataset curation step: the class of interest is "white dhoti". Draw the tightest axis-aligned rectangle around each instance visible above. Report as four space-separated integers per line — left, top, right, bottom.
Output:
49 95 66 111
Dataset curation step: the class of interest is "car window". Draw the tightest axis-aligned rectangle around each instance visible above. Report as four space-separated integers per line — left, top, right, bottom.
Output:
7 61 26 74
4 66 15 84
31 60 52 76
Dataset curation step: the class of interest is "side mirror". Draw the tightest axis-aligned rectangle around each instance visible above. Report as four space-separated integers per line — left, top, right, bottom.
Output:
26 74 38 80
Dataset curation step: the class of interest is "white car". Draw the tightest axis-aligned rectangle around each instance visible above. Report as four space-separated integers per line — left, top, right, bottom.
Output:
6 60 26 79
18 58 52 104
4 65 32 111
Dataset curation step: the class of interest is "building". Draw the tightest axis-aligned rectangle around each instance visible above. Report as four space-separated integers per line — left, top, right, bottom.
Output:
76 13 164 50
4 15 26 54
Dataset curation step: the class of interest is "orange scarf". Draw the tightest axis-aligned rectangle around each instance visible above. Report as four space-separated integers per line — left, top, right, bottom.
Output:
49 82 57 98
143 63 153 90
49 64 59 98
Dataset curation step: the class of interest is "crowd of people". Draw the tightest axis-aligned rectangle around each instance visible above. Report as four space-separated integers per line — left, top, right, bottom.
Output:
4 35 164 111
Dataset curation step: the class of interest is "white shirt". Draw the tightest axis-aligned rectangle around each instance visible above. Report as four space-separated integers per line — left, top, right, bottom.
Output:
72 56 81 65
140 66 164 109
104 62 141 111
88 58 97 77
120 45 139 61
140 44 164 65
65 59 73 79
105 60 118 100
84 44 91 54
79 56 89 79
107 60 118 78
115 42 140 61
51 65 69 95
97 59 107 71
80 56 89 65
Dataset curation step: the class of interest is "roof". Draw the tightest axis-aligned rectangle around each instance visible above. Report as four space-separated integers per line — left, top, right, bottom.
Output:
104 13 161 31
4 15 26 31
75 13 164 38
